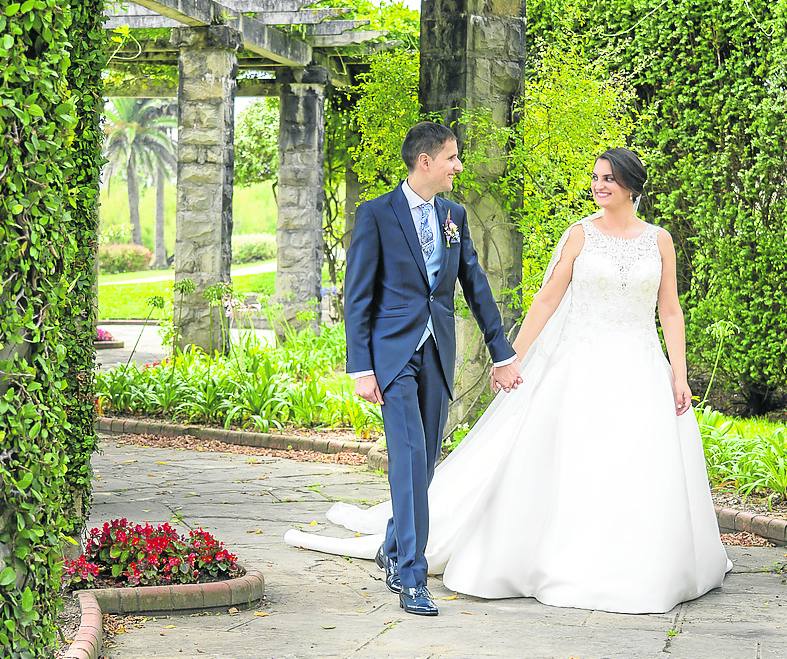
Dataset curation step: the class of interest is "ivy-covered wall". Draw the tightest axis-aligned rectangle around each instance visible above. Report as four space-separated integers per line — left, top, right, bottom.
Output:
527 0 787 413
0 0 105 654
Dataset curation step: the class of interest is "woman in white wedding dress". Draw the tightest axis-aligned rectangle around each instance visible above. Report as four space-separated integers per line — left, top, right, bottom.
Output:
285 148 731 614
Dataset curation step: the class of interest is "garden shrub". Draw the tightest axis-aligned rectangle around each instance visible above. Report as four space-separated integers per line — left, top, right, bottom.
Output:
233 233 277 264
0 1 105 654
99 242 153 273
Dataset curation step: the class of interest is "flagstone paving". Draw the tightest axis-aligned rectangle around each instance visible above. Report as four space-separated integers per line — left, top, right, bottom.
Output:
91 437 786 658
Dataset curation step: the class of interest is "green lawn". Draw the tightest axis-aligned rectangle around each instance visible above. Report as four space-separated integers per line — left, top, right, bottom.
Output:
100 177 277 252
98 259 274 285
99 272 276 319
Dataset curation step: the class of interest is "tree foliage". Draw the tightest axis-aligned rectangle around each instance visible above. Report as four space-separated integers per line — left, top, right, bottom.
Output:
350 49 421 200
234 97 279 188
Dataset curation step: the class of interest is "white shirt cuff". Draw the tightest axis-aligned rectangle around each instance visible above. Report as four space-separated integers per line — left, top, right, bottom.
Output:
348 370 374 379
493 356 517 368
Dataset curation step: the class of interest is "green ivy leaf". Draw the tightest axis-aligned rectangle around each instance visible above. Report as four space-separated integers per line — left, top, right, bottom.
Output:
2 33 12 49
20 587 34 613
4 3 21 16
0 566 16 586
17 471 33 490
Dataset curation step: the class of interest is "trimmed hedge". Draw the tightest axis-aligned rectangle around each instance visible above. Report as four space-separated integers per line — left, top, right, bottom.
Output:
0 0 105 655
233 233 277 264
98 242 153 273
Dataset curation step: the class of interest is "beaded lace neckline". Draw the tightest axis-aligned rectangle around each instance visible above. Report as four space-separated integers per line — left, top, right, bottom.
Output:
586 217 653 242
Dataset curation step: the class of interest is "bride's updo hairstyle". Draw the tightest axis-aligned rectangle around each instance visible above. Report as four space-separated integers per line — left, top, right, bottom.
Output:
596 148 647 201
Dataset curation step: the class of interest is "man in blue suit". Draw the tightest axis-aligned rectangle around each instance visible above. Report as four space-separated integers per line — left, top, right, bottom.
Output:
345 122 522 616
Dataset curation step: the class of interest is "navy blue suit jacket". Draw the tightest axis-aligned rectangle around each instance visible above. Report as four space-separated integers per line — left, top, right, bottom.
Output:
344 183 515 397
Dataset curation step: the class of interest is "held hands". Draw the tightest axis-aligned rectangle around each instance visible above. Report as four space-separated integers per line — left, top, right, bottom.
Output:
490 360 523 394
674 379 692 416
355 374 384 405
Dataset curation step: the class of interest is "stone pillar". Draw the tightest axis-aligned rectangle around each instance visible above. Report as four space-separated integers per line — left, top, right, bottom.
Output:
275 66 328 328
170 26 241 351
420 1 526 426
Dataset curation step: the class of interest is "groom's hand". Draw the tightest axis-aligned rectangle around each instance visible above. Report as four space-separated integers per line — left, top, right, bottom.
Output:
355 374 384 405
491 361 523 393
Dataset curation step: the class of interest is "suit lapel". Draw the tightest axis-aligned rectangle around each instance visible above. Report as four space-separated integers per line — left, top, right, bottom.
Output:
431 197 451 292
390 184 429 285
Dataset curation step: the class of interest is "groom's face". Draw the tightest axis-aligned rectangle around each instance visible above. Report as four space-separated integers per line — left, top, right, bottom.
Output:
426 138 463 193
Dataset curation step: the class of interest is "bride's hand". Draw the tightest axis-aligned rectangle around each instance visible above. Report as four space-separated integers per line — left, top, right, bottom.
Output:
674 380 692 416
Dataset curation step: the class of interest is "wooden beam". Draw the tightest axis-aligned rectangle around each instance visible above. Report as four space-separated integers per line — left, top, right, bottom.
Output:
131 0 311 65
252 9 348 25
307 30 384 47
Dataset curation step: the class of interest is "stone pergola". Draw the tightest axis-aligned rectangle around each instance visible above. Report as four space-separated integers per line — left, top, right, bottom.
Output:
104 0 384 348
105 2 528 416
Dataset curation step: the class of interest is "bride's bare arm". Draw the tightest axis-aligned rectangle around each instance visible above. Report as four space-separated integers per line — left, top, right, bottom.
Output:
656 229 692 415
510 225 585 361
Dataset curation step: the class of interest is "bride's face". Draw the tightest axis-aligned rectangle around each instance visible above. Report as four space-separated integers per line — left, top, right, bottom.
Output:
591 159 629 210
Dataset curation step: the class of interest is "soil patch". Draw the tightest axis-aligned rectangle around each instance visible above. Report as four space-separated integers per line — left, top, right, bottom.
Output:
55 594 82 658
712 489 787 520
112 432 369 466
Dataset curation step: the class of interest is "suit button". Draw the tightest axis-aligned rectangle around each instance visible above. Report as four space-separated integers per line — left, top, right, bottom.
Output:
429 295 434 302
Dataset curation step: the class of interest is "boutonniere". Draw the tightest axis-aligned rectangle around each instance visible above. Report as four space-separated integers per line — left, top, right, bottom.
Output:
443 210 460 248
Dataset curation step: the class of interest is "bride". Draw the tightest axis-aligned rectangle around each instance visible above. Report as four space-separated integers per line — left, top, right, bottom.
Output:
285 148 731 614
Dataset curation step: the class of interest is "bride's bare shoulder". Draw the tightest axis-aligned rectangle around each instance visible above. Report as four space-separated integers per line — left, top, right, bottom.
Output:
562 223 586 255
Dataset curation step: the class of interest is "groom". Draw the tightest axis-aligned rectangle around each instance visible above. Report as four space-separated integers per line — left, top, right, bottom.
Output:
345 122 521 616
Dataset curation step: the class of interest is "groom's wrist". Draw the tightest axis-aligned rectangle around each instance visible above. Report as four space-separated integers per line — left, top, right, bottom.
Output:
492 355 517 368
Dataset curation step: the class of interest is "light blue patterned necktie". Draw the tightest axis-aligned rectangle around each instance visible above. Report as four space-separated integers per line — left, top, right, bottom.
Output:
418 203 434 259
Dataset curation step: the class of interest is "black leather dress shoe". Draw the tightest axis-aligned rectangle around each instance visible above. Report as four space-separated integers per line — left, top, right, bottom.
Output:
399 585 439 616
374 545 402 594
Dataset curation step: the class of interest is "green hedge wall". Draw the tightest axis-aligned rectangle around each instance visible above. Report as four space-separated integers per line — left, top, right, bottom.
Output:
62 0 107 531
0 0 105 654
527 0 787 413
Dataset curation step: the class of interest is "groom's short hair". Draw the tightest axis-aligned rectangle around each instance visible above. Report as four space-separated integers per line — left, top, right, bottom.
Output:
401 122 456 171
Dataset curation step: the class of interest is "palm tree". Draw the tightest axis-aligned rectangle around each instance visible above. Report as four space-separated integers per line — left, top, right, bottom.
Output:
103 99 176 265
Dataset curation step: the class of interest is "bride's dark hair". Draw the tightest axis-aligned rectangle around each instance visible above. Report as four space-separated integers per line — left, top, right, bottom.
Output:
596 148 647 197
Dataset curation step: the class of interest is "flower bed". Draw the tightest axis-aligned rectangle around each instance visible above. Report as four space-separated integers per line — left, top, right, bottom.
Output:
63 519 241 590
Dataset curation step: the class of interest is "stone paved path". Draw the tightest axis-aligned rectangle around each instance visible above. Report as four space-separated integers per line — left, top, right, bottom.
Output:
91 438 787 658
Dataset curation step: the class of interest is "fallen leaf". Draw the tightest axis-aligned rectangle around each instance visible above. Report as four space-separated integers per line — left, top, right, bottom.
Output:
155 461 169 465
163 624 176 629
309 520 318 526
246 528 264 534
440 594 458 601
254 611 270 617
321 625 336 630
228 607 239 615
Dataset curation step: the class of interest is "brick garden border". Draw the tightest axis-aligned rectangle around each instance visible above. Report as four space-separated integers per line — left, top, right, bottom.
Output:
64 568 265 659
715 506 787 546
97 416 376 456
63 592 102 659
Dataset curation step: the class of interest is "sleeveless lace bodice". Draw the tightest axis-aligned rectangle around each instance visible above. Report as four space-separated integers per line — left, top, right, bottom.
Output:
561 217 663 347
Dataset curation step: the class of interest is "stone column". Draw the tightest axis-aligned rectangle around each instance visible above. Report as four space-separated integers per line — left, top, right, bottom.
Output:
275 66 328 329
170 26 241 351
420 1 526 426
